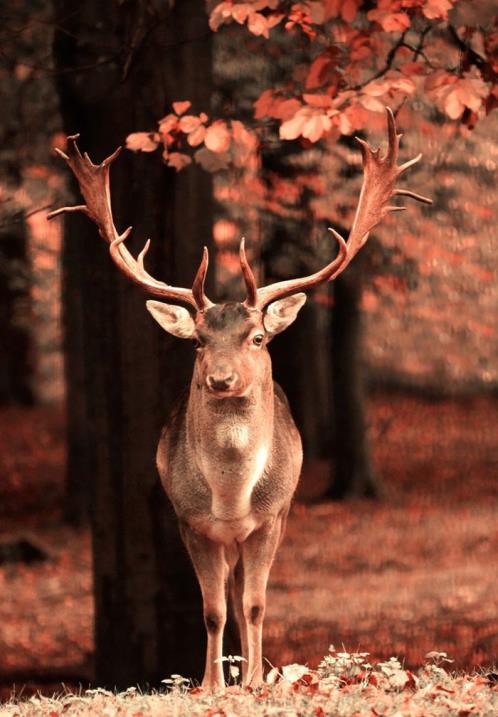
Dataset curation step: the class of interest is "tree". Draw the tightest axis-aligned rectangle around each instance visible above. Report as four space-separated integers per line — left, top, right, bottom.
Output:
52 0 214 688
127 0 497 498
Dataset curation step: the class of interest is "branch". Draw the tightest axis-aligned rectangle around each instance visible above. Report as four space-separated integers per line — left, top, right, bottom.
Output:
448 24 487 72
355 31 408 90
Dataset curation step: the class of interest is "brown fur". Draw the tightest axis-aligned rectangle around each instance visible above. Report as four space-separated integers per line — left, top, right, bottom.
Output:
156 301 302 688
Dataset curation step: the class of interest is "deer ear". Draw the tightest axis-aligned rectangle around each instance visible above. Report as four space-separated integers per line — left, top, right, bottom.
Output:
146 300 196 339
263 293 307 336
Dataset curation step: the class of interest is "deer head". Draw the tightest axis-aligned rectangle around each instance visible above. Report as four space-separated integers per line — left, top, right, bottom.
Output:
48 108 431 402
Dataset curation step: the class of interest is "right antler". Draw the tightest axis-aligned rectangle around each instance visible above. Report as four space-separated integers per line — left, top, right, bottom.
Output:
241 107 432 310
47 135 213 311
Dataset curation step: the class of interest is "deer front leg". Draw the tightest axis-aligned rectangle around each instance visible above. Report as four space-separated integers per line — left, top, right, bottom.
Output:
179 523 228 690
229 559 248 682
240 510 288 686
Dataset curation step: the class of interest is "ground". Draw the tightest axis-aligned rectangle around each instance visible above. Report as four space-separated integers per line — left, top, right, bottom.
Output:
0 392 497 701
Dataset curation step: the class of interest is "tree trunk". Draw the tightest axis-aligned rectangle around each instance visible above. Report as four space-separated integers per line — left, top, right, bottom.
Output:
53 0 211 688
327 273 383 499
0 219 34 406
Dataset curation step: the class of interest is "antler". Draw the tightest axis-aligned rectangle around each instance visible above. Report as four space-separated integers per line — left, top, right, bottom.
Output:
47 135 213 311
243 107 432 310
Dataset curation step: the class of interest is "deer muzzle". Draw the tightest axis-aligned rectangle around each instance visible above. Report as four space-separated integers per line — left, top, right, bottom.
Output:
206 370 239 395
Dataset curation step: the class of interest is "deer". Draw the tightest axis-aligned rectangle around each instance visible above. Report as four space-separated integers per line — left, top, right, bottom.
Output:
48 108 431 690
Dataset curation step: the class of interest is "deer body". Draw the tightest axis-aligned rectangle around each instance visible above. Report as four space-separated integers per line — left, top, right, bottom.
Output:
49 108 431 690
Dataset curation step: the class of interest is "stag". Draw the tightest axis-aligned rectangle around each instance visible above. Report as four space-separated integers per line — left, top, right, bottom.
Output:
49 108 431 689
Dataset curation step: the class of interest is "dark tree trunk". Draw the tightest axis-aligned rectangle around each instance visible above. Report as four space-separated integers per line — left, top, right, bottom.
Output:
53 0 212 688
0 219 34 406
327 273 383 499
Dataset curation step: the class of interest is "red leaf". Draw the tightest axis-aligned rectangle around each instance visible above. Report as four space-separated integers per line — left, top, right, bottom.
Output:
367 8 411 32
303 93 334 108
302 113 332 142
341 0 360 22
423 0 454 20
254 89 275 119
178 115 202 133
125 132 159 152
187 125 206 147
204 121 232 153
306 53 334 90
279 110 310 140
172 100 191 115
167 152 192 172
248 12 270 38
158 114 178 135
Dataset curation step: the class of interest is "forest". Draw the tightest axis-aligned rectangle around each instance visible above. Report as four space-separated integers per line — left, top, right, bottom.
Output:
0 0 497 715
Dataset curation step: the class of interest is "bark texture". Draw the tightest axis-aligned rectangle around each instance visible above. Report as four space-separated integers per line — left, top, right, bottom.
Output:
53 0 212 688
328 272 383 499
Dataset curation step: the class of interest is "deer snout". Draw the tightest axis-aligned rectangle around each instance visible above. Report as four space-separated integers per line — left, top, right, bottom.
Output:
206 371 238 393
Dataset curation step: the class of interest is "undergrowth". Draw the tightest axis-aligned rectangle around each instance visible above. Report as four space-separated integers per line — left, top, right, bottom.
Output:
2 649 497 716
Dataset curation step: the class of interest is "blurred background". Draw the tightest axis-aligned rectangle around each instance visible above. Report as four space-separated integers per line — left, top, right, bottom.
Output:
0 0 497 699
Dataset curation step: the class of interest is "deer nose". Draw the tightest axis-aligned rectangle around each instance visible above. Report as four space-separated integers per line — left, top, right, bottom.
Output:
206 372 238 392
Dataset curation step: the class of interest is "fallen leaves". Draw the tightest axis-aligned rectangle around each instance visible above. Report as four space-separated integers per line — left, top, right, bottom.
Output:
4 653 496 716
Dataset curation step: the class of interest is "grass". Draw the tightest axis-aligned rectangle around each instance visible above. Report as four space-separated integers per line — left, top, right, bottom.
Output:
1 651 497 716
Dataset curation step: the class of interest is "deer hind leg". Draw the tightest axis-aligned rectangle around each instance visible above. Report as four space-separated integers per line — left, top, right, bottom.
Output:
179 523 228 690
240 510 288 686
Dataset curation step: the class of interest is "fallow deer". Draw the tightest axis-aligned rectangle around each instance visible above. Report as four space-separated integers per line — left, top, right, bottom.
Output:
48 108 431 689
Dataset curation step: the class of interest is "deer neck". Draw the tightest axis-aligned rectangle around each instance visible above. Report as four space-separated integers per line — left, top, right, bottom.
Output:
186 366 274 520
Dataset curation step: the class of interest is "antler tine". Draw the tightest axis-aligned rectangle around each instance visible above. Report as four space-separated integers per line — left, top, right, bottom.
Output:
191 247 214 310
48 135 211 310
240 238 258 307
249 229 348 310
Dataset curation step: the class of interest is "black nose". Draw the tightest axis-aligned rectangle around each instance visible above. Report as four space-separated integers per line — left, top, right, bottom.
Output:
206 373 237 392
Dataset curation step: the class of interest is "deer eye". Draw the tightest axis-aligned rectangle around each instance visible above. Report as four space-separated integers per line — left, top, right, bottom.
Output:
252 334 264 347
192 338 203 350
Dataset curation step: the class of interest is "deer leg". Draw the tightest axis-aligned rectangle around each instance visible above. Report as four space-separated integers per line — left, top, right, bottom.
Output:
229 558 248 681
240 510 288 686
180 523 228 690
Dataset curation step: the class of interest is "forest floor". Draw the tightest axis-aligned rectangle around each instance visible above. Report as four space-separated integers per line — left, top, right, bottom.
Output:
0 392 497 701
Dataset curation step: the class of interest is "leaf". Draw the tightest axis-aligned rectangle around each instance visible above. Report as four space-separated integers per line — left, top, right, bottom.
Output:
125 132 159 152
178 115 202 133
187 125 206 147
167 153 192 172
209 2 233 31
204 121 232 153
303 93 334 108
247 12 270 38
302 113 332 142
272 98 303 120
367 8 411 32
306 53 334 89
172 100 191 115
279 110 311 140
358 94 385 112
194 147 230 172
281 663 310 683
232 4 251 23
254 89 275 119
266 666 280 684
342 0 360 22
423 0 454 20
158 114 178 135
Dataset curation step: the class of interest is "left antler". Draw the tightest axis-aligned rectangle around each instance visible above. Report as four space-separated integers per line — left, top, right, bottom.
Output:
47 135 213 311
242 107 432 310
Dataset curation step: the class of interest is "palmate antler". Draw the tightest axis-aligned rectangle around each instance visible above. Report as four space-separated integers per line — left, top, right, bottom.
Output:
241 107 432 310
47 135 213 311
